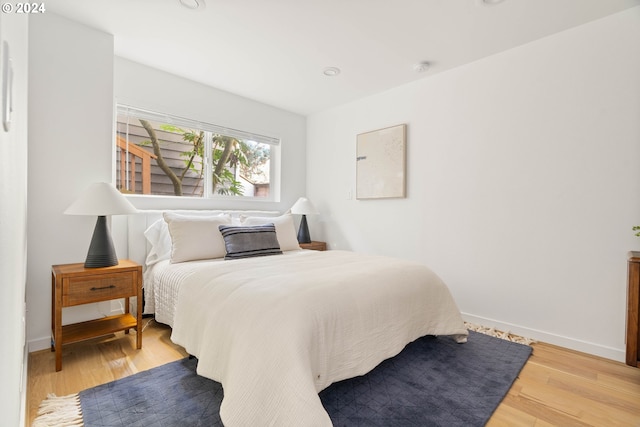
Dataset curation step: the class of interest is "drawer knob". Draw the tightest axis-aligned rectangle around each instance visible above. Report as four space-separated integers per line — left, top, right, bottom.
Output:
90 285 116 291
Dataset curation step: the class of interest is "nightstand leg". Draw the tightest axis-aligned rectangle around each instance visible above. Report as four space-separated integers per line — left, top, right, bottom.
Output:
124 297 130 335
55 342 62 371
50 273 55 352
136 295 142 349
54 275 63 371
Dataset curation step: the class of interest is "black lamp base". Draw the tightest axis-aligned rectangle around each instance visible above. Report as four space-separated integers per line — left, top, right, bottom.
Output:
297 214 311 244
84 216 119 268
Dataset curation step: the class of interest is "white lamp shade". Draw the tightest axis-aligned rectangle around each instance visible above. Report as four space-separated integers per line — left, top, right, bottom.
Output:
64 182 138 216
290 197 318 215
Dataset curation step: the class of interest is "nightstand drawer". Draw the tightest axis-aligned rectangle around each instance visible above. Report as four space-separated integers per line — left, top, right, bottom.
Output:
63 272 135 306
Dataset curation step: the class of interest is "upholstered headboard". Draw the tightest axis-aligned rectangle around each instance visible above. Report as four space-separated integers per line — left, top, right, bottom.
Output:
124 209 282 267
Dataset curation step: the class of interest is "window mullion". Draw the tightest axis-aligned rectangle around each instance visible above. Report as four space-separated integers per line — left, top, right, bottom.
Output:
125 112 130 191
203 131 213 197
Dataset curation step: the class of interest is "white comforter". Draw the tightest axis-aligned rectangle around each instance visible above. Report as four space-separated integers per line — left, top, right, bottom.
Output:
170 250 468 427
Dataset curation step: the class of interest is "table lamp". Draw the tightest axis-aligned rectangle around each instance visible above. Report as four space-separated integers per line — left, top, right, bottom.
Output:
64 182 138 268
290 197 318 244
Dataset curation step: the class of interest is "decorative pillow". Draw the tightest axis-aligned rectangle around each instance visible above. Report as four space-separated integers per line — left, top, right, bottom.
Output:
163 212 231 263
219 224 283 260
240 213 301 251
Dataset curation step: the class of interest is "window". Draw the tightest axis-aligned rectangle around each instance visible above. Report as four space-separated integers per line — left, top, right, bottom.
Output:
115 105 279 199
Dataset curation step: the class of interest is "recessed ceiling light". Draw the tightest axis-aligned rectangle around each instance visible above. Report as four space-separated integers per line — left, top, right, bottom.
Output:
413 62 430 73
179 0 205 10
480 0 505 5
323 67 341 77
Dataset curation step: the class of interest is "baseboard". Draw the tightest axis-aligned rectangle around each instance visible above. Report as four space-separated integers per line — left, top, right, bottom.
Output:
462 313 625 363
29 336 51 353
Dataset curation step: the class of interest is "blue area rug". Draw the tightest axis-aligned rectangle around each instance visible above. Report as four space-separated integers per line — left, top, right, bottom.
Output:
79 331 531 426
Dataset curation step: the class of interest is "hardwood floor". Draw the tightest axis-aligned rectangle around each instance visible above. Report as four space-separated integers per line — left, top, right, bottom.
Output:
27 320 640 426
489 342 640 427
27 319 188 426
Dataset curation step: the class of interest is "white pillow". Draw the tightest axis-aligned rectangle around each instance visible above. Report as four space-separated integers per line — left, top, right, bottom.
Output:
143 218 172 267
163 212 232 263
241 213 301 251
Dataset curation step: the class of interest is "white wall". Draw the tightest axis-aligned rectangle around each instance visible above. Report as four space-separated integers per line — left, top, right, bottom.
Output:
27 15 307 352
113 57 307 212
307 7 640 361
0 12 29 427
27 13 115 351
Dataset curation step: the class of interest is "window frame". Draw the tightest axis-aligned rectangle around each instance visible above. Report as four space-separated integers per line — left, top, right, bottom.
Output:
114 104 281 203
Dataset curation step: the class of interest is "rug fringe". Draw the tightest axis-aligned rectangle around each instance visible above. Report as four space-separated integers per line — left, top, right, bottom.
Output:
32 393 83 427
465 322 535 346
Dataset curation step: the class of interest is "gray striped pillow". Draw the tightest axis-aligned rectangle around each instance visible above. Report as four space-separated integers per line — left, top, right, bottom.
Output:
219 224 283 260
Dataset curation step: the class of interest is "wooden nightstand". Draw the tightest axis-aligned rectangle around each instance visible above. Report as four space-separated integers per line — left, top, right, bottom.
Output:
300 241 327 251
51 259 142 371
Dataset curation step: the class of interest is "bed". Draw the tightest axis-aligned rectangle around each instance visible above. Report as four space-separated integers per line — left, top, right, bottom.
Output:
137 210 468 427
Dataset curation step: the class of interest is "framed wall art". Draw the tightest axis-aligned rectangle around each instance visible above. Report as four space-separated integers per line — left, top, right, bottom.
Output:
356 124 406 200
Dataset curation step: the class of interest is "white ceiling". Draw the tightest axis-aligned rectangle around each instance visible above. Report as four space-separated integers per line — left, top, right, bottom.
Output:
47 0 639 116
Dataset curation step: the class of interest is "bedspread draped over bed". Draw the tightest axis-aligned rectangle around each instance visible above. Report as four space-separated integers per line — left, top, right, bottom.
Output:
169 250 468 427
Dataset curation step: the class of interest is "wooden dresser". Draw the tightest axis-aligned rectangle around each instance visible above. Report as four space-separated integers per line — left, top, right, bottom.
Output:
626 252 640 367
